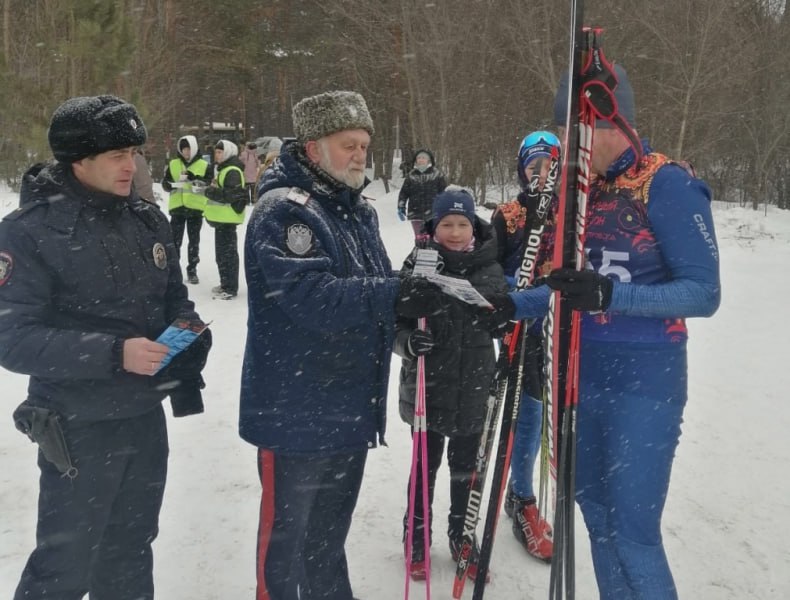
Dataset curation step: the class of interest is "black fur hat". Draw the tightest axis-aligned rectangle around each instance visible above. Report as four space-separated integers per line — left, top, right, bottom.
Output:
48 95 147 163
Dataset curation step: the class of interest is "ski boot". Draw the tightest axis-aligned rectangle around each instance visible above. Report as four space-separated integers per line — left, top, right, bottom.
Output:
504 480 517 519
403 515 431 581
404 536 427 581
512 495 553 562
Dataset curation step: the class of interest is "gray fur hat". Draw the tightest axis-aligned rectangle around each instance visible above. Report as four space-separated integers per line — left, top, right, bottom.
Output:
292 91 375 142
48 95 147 163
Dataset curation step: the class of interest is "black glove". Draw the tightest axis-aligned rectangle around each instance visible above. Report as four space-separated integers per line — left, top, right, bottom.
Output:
545 268 613 312
159 327 213 382
396 277 444 318
169 375 205 417
407 329 435 357
475 292 516 334
185 171 197 181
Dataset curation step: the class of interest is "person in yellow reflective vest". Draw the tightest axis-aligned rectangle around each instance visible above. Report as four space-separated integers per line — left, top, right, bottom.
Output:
161 135 210 284
205 139 247 299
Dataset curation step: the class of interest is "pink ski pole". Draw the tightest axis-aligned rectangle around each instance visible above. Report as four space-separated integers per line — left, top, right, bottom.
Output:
404 317 431 600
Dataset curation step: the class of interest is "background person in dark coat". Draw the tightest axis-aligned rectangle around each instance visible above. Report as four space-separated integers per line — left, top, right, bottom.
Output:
397 148 447 240
0 95 211 600
241 90 440 600
394 187 508 582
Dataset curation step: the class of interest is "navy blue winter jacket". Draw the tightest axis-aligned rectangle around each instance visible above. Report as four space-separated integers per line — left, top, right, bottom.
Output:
240 142 400 454
0 162 199 422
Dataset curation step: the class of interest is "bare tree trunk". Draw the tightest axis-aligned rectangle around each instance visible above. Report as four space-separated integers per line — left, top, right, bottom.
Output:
2 0 10 66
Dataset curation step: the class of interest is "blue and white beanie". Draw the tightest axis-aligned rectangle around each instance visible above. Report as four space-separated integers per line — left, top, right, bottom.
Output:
432 186 476 225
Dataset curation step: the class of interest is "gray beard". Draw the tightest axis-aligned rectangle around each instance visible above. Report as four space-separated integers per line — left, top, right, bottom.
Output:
317 142 365 189
319 158 364 189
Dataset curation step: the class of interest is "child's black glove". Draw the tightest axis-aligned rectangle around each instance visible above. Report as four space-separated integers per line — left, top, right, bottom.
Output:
545 268 613 312
407 329 435 357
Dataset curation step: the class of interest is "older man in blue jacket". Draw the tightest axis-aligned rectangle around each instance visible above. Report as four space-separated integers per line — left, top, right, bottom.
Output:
241 91 442 600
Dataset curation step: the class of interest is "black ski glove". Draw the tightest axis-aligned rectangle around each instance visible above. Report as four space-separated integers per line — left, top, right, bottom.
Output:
476 292 516 334
545 268 613 312
169 375 205 417
396 277 444 318
159 327 213 382
407 329 435 357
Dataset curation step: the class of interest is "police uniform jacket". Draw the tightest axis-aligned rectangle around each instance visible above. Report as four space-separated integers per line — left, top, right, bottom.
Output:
0 162 200 422
240 142 400 454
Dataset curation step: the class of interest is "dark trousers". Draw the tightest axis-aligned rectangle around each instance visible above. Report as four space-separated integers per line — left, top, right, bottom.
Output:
256 449 367 600
170 210 202 275
246 183 257 204
405 429 478 543
214 223 239 294
15 406 169 600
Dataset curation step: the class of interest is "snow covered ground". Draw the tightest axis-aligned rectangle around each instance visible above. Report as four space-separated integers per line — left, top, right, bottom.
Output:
1 181 789 600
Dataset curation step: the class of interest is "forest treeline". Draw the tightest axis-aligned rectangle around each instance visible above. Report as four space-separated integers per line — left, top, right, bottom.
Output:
1 0 788 209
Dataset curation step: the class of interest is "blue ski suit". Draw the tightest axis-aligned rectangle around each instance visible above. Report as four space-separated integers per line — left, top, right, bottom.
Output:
510 142 721 599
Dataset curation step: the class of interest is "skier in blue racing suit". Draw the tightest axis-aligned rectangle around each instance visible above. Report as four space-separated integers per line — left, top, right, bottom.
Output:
483 65 721 599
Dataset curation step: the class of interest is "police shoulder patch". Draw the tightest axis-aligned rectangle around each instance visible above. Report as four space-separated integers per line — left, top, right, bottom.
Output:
152 242 168 269
286 224 313 256
0 251 13 286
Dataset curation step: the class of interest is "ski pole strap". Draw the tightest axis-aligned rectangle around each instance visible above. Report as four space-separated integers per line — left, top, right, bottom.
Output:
581 32 643 164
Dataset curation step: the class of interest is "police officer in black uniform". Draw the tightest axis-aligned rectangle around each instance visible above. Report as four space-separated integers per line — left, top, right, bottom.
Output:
0 95 212 600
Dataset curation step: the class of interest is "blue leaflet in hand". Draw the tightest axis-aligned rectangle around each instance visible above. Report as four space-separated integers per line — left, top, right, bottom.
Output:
154 319 210 372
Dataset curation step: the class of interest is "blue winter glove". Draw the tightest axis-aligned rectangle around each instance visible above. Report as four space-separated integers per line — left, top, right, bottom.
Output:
397 208 407 222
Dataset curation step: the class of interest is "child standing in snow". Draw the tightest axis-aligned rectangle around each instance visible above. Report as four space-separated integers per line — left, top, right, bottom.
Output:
394 187 508 582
